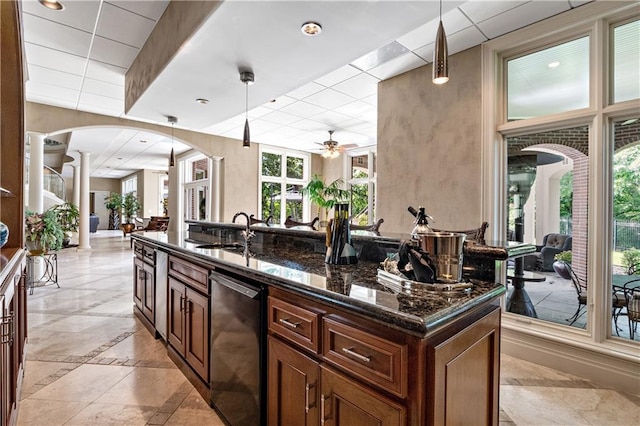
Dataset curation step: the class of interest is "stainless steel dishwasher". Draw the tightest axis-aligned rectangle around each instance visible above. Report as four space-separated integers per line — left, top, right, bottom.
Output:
209 271 265 426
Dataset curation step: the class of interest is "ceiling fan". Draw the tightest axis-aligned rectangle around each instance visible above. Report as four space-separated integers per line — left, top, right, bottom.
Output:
314 130 358 159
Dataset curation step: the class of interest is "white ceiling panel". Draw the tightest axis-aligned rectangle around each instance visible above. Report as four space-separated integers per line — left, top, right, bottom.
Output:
287 82 327 100
244 120 282 136
82 78 125 100
76 102 123 118
261 110 303 126
314 65 362 87
279 101 327 118
24 43 86 76
311 110 352 127
334 100 376 119
413 43 435 63
361 94 378 106
85 60 126 85
350 41 411 71
458 0 528 24
203 115 246 135
107 0 169 21
396 6 473 51
263 96 297 110
304 89 356 110
22 14 92 57
447 26 489 55
478 0 571 39
96 2 157 48
332 73 380 99
26 81 79 103
288 119 327 132
248 106 275 119
27 94 77 110
21 0 100 33
367 51 428 80
78 92 125 111
27 65 83 90
89 36 140 69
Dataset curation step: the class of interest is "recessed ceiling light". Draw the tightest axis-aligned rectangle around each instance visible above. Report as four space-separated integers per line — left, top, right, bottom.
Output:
301 22 322 37
117 157 123 160
38 0 64 11
269 98 277 103
196 98 209 104
140 140 147 143
548 61 560 68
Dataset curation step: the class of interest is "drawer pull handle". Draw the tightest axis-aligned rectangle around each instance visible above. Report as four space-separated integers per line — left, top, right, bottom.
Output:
305 381 316 413
342 347 371 363
278 318 300 329
179 296 184 312
320 394 327 425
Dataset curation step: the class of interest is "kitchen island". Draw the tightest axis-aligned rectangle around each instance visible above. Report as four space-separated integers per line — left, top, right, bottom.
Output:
131 225 531 426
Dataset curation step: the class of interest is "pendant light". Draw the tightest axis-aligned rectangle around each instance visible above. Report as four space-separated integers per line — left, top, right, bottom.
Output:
240 71 254 149
168 116 177 168
432 0 449 85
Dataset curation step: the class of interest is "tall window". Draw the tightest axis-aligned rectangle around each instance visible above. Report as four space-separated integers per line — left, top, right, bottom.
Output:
485 7 639 347
183 154 210 221
347 151 376 225
260 148 309 224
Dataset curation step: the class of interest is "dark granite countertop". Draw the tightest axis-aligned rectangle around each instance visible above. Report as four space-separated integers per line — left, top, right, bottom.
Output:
133 231 506 336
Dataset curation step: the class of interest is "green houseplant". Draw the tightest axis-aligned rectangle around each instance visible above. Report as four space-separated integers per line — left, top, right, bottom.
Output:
24 208 64 254
121 192 141 234
51 202 79 247
104 192 123 230
301 175 350 221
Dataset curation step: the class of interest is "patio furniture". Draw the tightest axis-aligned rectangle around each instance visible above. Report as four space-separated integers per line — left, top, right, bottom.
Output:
566 263 588 325
523 233 572 272
628 263 639 275
132 216 170 232
432 221 489 243
612 274 640 338
626 287 640 339
506 269 546 318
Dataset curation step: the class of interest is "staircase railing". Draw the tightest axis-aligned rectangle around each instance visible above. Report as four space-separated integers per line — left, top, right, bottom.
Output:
25 159 66 201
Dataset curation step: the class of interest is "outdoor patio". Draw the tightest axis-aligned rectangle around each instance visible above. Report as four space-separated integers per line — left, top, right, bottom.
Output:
509 270 638 341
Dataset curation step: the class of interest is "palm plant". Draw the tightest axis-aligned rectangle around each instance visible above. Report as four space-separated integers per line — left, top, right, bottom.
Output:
301 174 350 220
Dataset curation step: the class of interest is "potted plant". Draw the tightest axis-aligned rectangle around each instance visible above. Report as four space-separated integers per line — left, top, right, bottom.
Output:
104 192 123 230
553 250 572 279
301 174 350 224
24 208 64 254
51 202 79 247
121 192 141 234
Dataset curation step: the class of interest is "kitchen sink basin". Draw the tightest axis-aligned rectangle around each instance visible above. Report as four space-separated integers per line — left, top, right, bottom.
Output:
196 243 245 250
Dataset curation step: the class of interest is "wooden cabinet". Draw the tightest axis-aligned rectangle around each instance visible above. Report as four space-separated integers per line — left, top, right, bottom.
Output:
268 335 319 426
167 255 210 383
1 250 27 426
133 242 155 330
268 288 501 426
320 365 406 426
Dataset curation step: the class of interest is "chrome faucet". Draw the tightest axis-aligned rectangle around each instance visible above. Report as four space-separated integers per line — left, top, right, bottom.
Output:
233 212 255 245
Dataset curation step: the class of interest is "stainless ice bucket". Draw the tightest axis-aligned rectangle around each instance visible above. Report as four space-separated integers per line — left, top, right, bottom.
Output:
413 232 466 283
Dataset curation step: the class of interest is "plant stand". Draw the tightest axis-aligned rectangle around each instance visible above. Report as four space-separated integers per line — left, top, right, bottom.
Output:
108 210 120 230
26 252 59 295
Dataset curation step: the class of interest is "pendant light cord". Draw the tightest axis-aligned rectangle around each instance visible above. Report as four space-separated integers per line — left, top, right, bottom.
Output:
439 0 442 19
245 82 249 120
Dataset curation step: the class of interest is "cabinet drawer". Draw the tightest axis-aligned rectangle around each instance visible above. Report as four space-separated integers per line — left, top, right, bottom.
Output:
268 296 320 353
322 317 407 398
168 255 209 294
142 245 155 264
133 241 144 259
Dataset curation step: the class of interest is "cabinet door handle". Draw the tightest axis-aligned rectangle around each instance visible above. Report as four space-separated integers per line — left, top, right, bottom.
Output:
305 381 316 413
179 296 184 312
278 318 300 329
341 347 371 363
1 312 14 345
320 394 327 425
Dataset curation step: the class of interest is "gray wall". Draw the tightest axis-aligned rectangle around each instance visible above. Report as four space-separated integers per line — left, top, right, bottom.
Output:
377 47 483 234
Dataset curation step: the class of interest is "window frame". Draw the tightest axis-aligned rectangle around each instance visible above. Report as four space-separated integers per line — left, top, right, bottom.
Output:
345 148 377 225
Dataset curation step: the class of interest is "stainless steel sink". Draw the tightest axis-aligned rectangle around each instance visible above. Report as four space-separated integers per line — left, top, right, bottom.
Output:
196 243 245 250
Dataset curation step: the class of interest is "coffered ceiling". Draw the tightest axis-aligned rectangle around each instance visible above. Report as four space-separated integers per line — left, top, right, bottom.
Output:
21 0 594 178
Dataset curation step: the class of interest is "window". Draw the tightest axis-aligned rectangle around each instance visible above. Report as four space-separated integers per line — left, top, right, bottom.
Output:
507 36 589 121
347 151 376 225
484 5 639 349
612 20 640 103
183 154 211 221
259 148 309 224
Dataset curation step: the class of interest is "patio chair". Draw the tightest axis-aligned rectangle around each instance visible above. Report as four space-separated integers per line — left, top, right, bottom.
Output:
626 287 640 339
524 233 572 272
565 263 587 325
628 263 639 275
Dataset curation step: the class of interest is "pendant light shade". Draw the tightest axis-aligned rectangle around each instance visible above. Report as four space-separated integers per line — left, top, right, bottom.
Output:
168 116 177 168
432 0 449 85
240 71 254 149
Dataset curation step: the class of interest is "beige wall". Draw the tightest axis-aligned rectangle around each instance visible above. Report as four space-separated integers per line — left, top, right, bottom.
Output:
377 47 483 234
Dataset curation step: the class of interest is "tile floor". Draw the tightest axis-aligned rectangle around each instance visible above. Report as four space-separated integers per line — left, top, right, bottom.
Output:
17 231 640 425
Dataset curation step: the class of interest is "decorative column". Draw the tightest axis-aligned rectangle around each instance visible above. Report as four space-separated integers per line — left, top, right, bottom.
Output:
210 157 223 222
28 133 45 213
72 165 80 208
78 151 91 249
